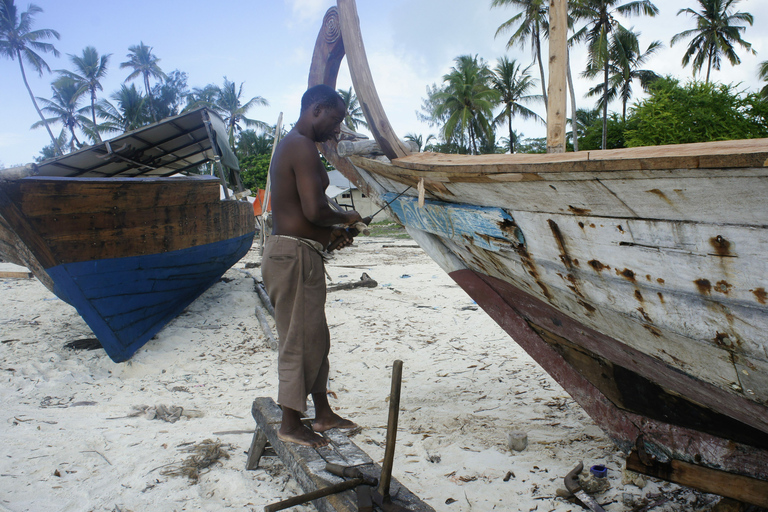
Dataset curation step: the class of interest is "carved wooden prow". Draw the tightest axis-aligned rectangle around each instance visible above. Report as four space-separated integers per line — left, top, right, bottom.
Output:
308 0 411 172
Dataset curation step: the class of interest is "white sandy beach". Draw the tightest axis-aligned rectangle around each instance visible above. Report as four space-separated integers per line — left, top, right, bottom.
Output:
0 234 728 512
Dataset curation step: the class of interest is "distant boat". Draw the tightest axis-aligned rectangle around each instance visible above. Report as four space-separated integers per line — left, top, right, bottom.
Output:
0 108 255 362
307 0 768 504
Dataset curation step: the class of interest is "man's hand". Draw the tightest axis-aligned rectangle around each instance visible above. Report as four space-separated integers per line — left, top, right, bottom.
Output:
328 226 356 251
344 210 363 226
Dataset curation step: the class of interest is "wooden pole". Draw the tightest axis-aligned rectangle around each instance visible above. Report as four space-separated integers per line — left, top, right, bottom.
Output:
546 0 568 153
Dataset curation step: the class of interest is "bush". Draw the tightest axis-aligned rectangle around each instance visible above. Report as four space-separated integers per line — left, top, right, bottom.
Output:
624 77 768 147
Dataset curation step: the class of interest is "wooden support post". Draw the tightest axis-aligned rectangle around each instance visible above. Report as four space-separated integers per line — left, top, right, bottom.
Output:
546 0 568 154
626 450 768 508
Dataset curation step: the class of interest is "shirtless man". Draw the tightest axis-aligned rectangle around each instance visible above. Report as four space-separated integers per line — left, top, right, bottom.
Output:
261 84 362 447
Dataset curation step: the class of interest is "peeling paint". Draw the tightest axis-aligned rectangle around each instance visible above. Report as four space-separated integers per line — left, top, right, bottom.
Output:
589 260 608 272
753 287 767 304
568 205 591 215
715 280 732 294
647 188 674 206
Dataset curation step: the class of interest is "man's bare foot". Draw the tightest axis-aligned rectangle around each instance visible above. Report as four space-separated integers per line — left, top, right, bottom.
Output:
278 424 330 447
313 411 358 433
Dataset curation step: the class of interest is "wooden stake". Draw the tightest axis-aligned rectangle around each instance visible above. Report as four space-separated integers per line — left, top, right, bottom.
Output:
546 0 568 153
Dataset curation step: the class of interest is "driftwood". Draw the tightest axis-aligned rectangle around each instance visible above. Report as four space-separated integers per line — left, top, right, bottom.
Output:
328 272 377 292
255 281 275 317
337 139 418 157
237 270 278 349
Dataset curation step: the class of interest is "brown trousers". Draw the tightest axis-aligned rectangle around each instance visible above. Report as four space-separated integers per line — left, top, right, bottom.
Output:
262 236 330 412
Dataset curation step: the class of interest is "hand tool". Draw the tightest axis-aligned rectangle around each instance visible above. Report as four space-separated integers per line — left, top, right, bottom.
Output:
327 186 412 252
564 462 607 512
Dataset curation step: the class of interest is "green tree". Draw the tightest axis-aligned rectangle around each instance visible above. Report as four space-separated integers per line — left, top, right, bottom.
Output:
491 57 543 153
492 0 549 109
236 129 273 158
120 42 166 122
671 0 754 84
211 78 268 147
579 111 628 149
584 26 661 121
0 0 62 155
404 133 436 152
97 83 151 133
151 69 188 120
624 77 768 146
435 55 500 154
337 87 368 131
759 60 768 98
58 46 110 142
571 0 659 149
31 75 90 152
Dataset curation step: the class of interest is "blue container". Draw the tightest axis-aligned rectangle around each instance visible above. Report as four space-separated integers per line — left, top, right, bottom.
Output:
590 464 608 478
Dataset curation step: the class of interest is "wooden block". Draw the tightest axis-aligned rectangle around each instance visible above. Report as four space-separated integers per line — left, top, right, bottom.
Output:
626 450 768 508
251 397 435 512
0 271 33 279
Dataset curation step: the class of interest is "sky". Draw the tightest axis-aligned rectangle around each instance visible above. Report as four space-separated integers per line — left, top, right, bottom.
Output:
1 0 767 167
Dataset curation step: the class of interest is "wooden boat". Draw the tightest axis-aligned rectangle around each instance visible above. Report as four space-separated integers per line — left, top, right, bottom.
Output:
308 0 768 504
0 108 256 362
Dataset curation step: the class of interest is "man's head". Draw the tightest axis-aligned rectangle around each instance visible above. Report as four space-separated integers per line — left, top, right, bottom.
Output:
300 84 347 143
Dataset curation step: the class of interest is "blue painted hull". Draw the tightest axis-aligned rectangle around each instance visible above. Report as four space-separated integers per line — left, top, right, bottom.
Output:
46 233 254 362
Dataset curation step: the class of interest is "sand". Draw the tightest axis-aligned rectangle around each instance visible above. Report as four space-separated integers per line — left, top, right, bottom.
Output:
0 235 726 511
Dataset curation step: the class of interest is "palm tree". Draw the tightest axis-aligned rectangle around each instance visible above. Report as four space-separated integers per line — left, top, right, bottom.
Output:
97 83 151 133
491 57 543 153
120 42 166 122
0 0 62 155
31 76 89 152
58 46 110 142
492 0 549 110
571 0 659 149
404 133 436 152
671 0 754 84
435 55 500 154
584 26 661 120
759 61 768 98
337 87 368 131
211 78 269 147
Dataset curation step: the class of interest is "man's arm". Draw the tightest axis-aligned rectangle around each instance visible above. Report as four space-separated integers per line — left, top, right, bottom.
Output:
293 138 361 227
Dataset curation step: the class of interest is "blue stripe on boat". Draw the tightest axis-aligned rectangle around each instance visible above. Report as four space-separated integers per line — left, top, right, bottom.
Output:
46 233 254 362
382 193 523 251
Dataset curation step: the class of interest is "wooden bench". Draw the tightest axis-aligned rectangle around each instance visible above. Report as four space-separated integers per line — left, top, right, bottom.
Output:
247 397 435 512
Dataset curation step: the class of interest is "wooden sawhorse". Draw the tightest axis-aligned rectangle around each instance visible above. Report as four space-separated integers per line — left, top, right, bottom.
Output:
246 397 434 512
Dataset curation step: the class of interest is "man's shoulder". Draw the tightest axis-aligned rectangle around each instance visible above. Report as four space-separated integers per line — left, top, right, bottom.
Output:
279 130 316 152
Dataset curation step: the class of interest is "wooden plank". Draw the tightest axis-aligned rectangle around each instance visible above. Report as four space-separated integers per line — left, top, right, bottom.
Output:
250 397 435 512
546 0 567 153
14 177 221 217
0 271 33 279
387 138 768 176
626 450 768 508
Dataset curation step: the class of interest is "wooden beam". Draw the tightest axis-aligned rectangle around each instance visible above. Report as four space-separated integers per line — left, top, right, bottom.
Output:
626 451 768 508
337 0 411 160
547 0 568 153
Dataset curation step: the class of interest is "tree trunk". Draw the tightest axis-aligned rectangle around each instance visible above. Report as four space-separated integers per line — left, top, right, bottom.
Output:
602 57 609 150
144 73 157 122
508 111 514 153
536 31 548 112
706 47 713 84
18 52 62 156
567 48 578 152
90 87 101 142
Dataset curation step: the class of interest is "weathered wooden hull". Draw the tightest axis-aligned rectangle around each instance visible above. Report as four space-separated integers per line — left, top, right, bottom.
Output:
342 149 768 492
308 0 768 500
0 176 255 362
